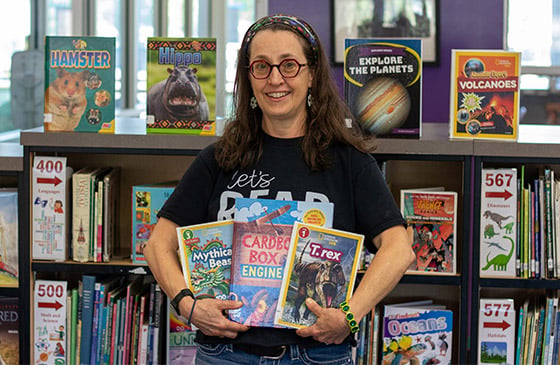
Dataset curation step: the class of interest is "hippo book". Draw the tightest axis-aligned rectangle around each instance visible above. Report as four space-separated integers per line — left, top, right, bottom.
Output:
146 37 217 135
229 197 334 327
344 38 422 138
274 222 363 329
382 301 453 365
449 50 521 140
400 189 457 274
177 220 233 300
44 36 116 133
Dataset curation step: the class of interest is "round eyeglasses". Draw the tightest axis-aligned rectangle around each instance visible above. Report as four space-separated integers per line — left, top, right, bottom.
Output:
248 58 308 79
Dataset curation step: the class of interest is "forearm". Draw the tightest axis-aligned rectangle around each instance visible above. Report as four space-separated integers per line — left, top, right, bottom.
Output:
349 225 415 321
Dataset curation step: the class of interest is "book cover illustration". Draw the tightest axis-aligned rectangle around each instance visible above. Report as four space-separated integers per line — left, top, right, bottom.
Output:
0 297 18 365
146 37 216 135
177 220 233 300
0 190 18 286
479 168 517 278
478 298 515 365
382 303 453 365
44 36 116 133
32 156 72 261
401 190 457 274
275 222 364 329
132 182 177 264
449 49 521 140
344 38 422 138
229 197 334 327
167 300 197 365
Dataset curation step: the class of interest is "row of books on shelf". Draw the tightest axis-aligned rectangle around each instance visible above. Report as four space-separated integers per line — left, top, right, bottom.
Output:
31 155 177 265
481 167 560 279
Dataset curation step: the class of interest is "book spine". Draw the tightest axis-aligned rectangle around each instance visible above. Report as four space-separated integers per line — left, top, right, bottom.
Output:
70 288 78 365
72 171 92 262
90 282 101 364
79 275 96 365
152 284 162 364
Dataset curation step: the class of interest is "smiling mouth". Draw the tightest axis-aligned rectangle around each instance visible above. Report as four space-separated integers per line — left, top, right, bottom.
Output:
266 91 290 99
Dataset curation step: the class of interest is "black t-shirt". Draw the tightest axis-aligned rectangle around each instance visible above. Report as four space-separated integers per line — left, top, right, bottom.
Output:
158 134 405 347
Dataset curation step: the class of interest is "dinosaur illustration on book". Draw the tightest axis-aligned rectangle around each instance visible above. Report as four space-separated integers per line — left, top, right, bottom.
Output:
481 236 514 271
483 210 512 229
484 224 497 239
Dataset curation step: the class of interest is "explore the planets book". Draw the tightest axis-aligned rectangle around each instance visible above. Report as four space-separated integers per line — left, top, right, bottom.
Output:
228 198 334 327
449 49 521 140
400 189 457 274
274 222 363 329
44 36 116 133
344 38 422 138
382 301 453 365
177 220 233 300
146 37 217 135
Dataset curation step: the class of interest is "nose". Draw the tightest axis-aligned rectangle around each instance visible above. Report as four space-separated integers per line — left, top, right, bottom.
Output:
267 65 285 84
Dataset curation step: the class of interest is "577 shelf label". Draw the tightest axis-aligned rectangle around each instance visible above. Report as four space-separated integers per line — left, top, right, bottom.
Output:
478 298 515 365
480 168 517 277
34 280 67 365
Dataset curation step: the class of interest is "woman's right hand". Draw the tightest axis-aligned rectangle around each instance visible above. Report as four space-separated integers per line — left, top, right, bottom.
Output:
190 298 250 338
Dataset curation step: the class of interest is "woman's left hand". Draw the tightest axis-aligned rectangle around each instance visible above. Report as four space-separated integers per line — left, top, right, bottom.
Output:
295 298 351 345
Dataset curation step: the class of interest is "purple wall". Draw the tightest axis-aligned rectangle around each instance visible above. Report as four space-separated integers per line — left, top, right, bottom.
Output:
268 0 504 123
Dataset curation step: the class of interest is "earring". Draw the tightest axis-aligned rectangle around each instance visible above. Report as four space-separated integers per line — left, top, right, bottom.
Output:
250 96 258 109
307 93 313 108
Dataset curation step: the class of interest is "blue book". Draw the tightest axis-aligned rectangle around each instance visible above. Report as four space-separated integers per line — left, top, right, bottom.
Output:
79 274 96 365
90 282 101 364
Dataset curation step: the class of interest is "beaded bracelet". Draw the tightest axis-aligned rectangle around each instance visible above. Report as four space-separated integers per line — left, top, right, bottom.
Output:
339 301 359 334
187 298 198 327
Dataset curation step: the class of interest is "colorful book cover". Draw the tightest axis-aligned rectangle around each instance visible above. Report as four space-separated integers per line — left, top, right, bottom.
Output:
479 168 517 277
478 298 516 365
167 300 197 365
177 220 233 300
382 303 453 365
146 37 217 135
0 297 18 365
33 280 68 365
44 36 116 133
32 156 72 261
132 182 177 264
0 190 18 286
449 49 521 140
344 38 422 138
229 197 334 327
275 222 364 328
400 189 457 274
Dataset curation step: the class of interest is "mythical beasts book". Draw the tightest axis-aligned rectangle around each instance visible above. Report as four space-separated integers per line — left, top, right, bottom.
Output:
177 220 233 299
400 189 457 274
449 50 521 140
229 197 334 327
44 36 116 133
0 297 18 365
274 222 363 329
146 37 217 135
344 38 422 138
382 301 453 365
479 168 518 278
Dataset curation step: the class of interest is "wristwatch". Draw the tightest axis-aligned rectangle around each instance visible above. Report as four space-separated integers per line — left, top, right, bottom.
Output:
171 288 194 315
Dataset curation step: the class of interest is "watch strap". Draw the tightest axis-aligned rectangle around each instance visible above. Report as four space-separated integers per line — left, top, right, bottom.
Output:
171 288 194 315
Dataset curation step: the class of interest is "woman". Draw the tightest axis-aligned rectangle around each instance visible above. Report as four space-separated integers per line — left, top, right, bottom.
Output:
144 14 415 364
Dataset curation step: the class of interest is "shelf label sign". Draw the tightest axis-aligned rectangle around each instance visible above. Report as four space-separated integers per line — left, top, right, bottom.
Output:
34 279 67 365
478 298 515 365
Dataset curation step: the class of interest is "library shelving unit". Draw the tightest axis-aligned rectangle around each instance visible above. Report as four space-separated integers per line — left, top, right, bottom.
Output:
20 121 474 364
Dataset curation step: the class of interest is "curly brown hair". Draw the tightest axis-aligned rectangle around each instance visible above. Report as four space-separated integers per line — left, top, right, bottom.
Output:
215 15 376 172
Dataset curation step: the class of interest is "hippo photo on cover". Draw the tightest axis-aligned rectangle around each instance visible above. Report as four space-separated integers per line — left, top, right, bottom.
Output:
146 37 217 135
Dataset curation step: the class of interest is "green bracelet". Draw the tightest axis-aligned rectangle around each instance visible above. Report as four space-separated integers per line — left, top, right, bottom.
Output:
339 301 359 334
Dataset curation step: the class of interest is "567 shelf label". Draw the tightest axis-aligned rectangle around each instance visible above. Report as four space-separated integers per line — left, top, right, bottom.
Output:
480 168 517 277
34 280 67 365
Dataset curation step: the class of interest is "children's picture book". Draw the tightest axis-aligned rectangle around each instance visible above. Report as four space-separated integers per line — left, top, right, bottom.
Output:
479 168 517 278
383 301 453 365
0 190 18 286
177 220 233 300
32 156 72 261
449 49 521 140
229 197 334 327
478 298 516 365
44 36 116 133
344 38 422 138
34 280 67 365
146 37 217 135
0 297 18 365
401 189 457 274
167 299 197 365
132 182 177 264
275 222 364 328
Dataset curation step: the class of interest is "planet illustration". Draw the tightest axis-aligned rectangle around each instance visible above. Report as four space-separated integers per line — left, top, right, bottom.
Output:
355 77 411 135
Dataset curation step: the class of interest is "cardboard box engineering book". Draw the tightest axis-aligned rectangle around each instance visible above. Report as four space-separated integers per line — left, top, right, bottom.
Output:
44 36 116 133
146 37 217 135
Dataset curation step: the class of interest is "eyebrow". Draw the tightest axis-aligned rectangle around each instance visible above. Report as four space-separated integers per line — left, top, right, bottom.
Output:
250 53 301 62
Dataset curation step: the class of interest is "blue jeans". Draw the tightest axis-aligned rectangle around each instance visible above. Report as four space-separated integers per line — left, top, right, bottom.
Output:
194 342 354 365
